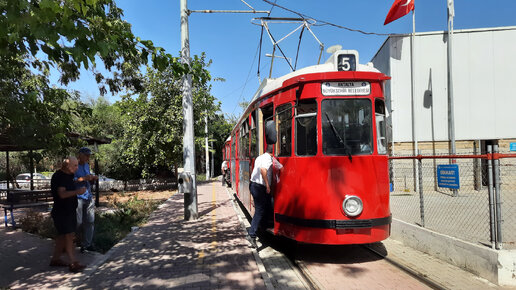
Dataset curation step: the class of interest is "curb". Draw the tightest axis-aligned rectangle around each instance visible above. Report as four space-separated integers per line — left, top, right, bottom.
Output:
224 185 275 290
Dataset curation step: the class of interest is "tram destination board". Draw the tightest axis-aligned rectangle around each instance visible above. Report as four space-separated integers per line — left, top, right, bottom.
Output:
437 164 460 189
321 81 370 96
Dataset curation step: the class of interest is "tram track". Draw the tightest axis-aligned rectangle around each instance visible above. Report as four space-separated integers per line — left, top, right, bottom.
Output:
364 243 445 290
281 242 437 290
227 184 439 289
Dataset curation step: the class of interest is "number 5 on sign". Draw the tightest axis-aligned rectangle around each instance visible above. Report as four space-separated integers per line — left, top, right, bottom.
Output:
340 57 351 71
337 54 356 71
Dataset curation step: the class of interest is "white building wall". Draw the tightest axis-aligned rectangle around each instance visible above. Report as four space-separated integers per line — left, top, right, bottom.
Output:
372 27 516 143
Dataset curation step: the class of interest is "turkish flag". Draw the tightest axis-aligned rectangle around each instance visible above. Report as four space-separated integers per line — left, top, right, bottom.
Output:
384 0 414 25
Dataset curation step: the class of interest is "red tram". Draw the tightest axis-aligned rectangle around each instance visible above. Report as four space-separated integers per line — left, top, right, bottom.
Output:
226 50 391 245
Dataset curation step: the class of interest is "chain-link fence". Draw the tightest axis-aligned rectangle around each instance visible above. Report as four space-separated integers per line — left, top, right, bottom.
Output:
389 146 516 250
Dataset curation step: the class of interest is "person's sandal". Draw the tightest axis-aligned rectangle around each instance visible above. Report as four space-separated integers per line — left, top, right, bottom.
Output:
49 259 68 267
69 262 86 273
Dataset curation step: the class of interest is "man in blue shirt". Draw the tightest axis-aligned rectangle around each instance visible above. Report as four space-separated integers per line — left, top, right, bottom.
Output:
75 147 98 253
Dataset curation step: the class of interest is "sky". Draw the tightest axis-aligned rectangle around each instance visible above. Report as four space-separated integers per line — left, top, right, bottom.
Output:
57 0 516 117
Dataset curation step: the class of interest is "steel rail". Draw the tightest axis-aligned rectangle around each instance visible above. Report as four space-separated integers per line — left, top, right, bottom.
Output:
365 244 446 290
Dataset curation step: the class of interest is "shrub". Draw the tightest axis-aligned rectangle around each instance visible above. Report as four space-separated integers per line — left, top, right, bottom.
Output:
19 197 162 254
93 196 161 253
19 209 56 239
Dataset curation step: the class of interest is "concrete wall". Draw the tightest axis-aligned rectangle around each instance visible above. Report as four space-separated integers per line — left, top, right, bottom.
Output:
391 218 516 286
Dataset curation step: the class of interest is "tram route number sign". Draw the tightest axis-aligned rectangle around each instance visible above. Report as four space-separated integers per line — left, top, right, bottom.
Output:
510 142 516 151
321 81 371 96
437 164 460 189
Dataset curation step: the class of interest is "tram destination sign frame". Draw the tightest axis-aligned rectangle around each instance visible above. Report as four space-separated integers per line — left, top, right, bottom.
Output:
321 81 371 96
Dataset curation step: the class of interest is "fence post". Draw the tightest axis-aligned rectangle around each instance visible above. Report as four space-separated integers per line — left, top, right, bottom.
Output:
493 145 503 250
388 158 394 188
473 140 482 191
487 145 497 249
418 150 425 227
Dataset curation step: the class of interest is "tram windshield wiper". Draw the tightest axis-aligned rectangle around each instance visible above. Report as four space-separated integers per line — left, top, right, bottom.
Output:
325 112 352 161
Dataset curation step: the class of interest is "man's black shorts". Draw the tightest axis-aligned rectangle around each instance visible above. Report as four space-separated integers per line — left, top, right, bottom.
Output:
52 213 77 235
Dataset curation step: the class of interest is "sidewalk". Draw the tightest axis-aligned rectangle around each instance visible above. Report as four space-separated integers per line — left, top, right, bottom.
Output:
0 228 103 289
1 181 266 289
79 181 265 289
1 180 513 289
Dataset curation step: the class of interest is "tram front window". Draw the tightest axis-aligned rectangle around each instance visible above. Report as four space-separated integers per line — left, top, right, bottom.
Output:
322 99 373 156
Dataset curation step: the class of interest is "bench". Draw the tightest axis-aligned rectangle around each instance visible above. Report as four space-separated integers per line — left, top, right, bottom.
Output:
0 189 53 227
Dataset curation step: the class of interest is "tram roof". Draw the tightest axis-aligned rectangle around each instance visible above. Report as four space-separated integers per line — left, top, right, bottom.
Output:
230 50 387 134
249 50 382 104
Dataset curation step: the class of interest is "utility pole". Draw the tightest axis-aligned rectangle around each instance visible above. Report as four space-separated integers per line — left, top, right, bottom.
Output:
210 140 214 177
179 0 268 220
447 0 457 197
180 0 197 220
205 112 209 180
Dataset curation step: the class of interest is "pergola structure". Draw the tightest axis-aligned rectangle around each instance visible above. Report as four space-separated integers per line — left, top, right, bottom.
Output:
0 134 45 191
1 133 111 206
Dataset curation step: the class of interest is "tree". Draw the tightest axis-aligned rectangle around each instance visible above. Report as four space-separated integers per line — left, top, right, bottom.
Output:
209 113 234 175
0 0 183 153
1 0 182 95
0 55 88 154
105 54 217 179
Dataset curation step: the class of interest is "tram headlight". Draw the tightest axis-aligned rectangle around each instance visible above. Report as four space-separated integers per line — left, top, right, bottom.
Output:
343 195 363 217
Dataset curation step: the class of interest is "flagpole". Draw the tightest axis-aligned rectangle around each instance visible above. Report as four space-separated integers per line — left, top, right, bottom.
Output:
410 5 418 192
447 1 456 156
447 0 457 197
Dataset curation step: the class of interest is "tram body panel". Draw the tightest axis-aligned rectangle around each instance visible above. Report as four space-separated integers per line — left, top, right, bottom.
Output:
227 49 391 245
238 159 252 215
273 155 390 244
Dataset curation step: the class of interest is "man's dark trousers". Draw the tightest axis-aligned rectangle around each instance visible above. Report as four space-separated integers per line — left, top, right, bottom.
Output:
249 182 268 238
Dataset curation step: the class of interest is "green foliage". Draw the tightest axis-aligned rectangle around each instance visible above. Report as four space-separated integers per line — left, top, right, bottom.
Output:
208 113 234 175
93 196 161 253
19 209 57 238
19 198 161 254
0 0 183 155
0 0 184 95
0 2 235 178
75 96 124 140
105 53 221 179
0 55 87 154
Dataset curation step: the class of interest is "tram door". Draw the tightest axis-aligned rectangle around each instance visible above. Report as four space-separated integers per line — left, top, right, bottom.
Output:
247 104 274 215
238 117 251 209
230 136 236 190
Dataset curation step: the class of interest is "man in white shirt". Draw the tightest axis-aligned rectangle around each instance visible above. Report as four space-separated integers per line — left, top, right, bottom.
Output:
221 160 228 186
248 144 283 247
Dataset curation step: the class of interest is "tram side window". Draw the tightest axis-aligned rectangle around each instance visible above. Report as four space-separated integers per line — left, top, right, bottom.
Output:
322 99 373 155
231 135 236 160
250 111 258 159
261 104 274 151
295 100 317 156
375 99 387 155
276 103 292 157
239 119 249 159
239 127 243 159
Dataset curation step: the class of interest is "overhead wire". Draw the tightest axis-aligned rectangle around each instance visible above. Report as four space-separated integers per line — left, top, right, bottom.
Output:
228 0 277 117
229 40 261 115
261 0 390 36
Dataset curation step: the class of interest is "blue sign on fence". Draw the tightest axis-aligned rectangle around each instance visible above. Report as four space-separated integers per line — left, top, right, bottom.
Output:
437 164 460 189
510 143 516 152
